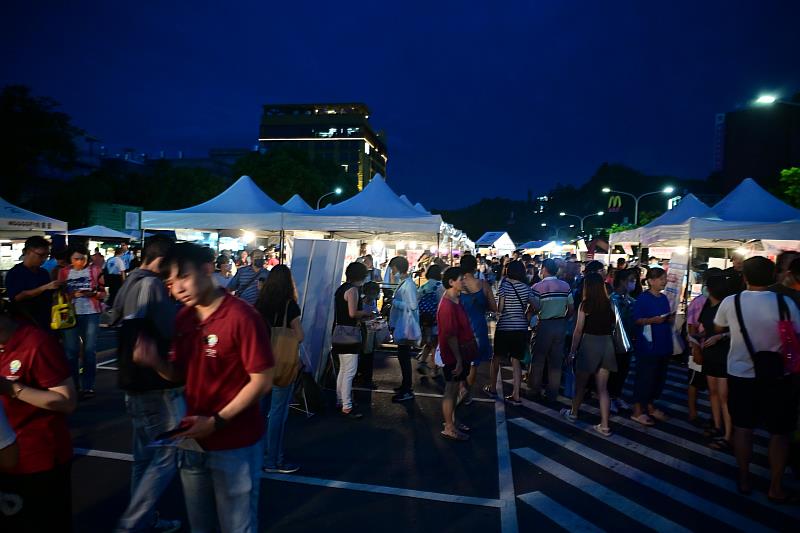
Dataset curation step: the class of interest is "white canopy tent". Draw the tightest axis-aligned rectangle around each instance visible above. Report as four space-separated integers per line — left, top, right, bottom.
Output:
475 231 516 256
0 196 67 238
142 175 287 231
610 194 718 245
66 225 133 240
284 175 442 237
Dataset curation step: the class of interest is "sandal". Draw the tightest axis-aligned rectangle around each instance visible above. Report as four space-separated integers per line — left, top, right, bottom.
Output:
708 437 731 452
482 385 497 399
505 395 521 406
443 422 471 433
593 424 612 437
649 410 669 422
440 429 469 441
630 414 655 426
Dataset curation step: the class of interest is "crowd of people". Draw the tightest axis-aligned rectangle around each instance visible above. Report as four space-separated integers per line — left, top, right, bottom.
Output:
1 234 800 531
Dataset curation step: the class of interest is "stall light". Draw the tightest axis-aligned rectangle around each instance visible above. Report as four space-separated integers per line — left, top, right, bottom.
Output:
408 241 418 250
258 246 266 251
396 241 406 250
242 231 256 244
372 239 384 250
673 246 688 255
735 247 749 256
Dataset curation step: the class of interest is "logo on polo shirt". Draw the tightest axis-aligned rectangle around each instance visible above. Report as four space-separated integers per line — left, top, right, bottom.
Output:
204 334 218 358
9 360 21 374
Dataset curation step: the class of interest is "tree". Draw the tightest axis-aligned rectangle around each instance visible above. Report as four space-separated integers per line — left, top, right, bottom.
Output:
232 148 352 206
779 167 800 207
0 85 83 201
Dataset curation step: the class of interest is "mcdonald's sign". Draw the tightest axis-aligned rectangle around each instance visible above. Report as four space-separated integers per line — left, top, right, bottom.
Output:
607 195 623 213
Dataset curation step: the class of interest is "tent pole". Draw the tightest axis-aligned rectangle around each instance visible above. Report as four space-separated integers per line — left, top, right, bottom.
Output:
436 233 440 258
684 238 693 312
279 230 285 265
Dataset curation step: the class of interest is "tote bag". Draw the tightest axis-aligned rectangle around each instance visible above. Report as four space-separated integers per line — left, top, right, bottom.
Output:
270 302 301 387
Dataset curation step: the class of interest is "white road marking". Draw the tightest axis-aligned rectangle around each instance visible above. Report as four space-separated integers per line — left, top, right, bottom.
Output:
517 491 605 533
494 371 519 533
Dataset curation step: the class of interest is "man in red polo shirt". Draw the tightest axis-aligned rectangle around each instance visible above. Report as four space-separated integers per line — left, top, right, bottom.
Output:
0 313 77 531
134 243 274 533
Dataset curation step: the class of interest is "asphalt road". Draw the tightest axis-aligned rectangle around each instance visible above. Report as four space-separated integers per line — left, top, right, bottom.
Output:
68 337 800 532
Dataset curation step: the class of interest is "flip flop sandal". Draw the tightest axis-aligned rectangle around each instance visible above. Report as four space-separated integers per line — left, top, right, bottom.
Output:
482 385 497 398
505 395 522 406
649 410 668 422
440 430 469 441
443 422 472 433
630 414 655 426
709 437 731 452
593 424 612 437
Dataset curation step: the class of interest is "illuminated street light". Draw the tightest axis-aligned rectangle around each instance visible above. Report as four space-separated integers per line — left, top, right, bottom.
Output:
316 187 343 210
755 94 777 105
602 186 674 225
559 211 604 232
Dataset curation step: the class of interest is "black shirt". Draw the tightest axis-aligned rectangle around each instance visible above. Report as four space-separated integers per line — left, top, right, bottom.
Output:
260 300 301 329
5 263 53 330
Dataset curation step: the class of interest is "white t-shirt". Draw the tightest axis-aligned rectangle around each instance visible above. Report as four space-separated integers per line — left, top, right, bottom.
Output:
714 290 800 378
106 256 125 275
0 403 15 451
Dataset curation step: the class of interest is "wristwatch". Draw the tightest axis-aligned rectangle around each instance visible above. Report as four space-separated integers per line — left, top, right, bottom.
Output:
212 412 227 431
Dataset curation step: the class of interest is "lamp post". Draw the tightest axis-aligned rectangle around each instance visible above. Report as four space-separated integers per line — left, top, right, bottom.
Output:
559 211 604 232
316 187 342 210
601 186 674 225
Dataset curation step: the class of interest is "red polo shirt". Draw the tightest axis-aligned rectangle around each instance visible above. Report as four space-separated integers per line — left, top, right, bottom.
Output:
171 293 274 451
0 324 72 474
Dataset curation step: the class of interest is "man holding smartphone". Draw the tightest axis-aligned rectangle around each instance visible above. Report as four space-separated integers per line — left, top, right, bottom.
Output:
134 243 274 533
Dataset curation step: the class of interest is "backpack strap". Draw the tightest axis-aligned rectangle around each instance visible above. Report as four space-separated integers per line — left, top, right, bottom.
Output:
733 293 756 358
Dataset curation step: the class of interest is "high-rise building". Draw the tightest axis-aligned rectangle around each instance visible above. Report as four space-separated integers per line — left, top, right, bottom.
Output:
717 92 800 192
258 103 388 190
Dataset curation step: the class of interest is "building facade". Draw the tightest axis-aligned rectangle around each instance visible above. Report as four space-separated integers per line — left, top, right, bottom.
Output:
258 103 388 190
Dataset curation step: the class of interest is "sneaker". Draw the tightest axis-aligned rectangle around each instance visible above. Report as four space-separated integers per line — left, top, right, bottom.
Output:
392 391 415 403
560 407 577 423
151 513 181 533
263 463 300 474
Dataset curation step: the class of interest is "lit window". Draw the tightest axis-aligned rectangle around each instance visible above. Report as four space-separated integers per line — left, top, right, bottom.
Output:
364 142 370 154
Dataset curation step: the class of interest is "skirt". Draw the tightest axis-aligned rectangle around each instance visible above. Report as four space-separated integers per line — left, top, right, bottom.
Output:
576 334 617 374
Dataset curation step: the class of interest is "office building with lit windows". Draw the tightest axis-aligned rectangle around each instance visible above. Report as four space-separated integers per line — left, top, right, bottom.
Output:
258 103 388 190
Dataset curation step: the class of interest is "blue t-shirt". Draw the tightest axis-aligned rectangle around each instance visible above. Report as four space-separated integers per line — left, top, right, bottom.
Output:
5 263 53 329
633 290 672 356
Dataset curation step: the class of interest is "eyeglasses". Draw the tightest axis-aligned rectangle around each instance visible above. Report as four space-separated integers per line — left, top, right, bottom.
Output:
29 250 48 258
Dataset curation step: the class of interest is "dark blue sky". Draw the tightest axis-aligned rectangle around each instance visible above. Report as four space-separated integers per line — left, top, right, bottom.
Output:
2 1 799 209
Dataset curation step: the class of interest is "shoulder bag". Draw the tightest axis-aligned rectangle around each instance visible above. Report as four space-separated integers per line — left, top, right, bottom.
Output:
270 302 302 387
733 293 784 380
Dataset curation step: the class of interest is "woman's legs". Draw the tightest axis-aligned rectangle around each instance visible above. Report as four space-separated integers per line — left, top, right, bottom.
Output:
706 376 722 431
442 381 459 434
595 369 611 429
511 358 522 400
571 371 592 415
718 377 732 441
336 353 359 411
632 355 657 419
80 313 100 391
487 357 500 394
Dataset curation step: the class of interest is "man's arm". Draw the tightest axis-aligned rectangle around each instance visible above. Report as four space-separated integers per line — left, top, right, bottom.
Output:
177 369 273 440
1 377 77 414
12 279 62 302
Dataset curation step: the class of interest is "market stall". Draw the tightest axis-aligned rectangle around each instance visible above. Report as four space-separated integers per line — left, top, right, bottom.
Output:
475 231 515 257
0 196 68 272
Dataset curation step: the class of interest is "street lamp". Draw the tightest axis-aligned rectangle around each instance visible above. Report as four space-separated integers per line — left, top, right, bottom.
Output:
601 186 674 225
316 187 342 210
559 211 603 232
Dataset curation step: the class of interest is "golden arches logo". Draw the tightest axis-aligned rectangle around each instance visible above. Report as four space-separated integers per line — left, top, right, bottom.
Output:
607 195 622 212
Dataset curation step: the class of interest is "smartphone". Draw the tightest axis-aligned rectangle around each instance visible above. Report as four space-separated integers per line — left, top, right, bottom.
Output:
154 424 188 441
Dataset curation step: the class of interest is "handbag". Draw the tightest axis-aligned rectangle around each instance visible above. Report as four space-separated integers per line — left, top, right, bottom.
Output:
392 280 421 344
733 293 784 380
270 302 301 387
611 302 633 354
776 294 800 374
332 324 362 345
51 290 77 330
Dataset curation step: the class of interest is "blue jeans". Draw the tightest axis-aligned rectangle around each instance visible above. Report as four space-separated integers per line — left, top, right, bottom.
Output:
62 312 100 390
265 383 295 468
179 440 264 533
116 388 186 532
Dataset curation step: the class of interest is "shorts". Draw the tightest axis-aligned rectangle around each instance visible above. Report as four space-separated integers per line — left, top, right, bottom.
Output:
727 375 796 434
493 329 530 361
576 334 617 374
688 369 707 391
443 363 468 382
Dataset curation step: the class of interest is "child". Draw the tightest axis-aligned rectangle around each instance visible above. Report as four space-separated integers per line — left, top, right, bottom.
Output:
362 281 380 314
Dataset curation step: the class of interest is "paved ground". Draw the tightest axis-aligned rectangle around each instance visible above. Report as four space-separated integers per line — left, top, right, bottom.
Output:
69 330 800 532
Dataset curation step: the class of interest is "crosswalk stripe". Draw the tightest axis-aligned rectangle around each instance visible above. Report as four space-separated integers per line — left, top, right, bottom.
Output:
513 447 692 533
508 397 800 520
516 491 605 533
511 418 774 532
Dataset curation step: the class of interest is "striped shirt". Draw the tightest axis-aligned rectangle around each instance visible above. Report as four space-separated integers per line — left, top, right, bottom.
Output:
531 276 573 320
496 279 533 331
228 266 270 306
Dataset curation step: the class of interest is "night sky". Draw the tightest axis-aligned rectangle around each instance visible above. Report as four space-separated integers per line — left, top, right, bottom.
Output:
3 1 799 209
